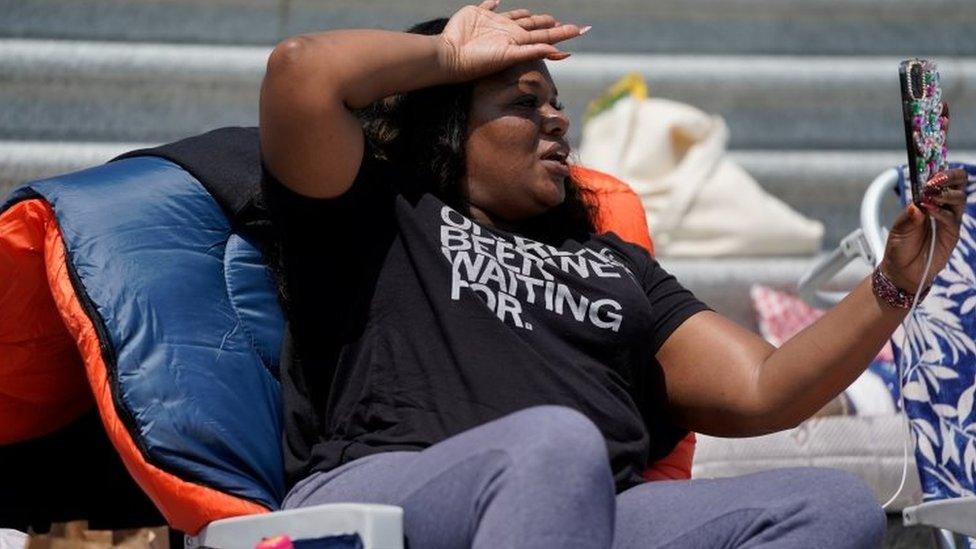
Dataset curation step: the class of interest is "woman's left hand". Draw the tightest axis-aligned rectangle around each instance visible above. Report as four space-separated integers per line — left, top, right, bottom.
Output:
880 167 970 294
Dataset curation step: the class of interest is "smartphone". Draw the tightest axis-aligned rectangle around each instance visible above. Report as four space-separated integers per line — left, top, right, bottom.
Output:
899 58 948 208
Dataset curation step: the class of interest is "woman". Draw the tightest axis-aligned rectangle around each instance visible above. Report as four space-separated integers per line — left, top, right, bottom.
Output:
258 2 968 547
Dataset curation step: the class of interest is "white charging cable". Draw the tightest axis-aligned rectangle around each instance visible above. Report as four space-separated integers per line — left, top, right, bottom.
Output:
881 214 939 511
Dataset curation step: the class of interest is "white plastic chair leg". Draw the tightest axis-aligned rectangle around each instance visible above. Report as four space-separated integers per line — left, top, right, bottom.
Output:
903 497 976 540
185 503 403 549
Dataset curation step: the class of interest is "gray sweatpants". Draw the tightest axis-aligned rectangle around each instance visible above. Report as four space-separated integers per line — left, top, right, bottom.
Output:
284 406 885 548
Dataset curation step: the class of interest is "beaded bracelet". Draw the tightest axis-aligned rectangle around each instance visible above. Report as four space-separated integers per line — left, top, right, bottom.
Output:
872 266 930 309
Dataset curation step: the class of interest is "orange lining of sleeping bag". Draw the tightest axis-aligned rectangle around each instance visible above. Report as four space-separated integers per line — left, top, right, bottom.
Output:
573 166 695 481
574 165 655 255
0 199 92 443
642 435 695 481
23 198 268 533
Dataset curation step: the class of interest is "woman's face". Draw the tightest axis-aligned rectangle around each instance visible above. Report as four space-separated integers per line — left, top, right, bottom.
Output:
462 60 571 229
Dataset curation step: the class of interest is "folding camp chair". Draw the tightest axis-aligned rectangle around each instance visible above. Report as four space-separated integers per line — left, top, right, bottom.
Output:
799 163 976 548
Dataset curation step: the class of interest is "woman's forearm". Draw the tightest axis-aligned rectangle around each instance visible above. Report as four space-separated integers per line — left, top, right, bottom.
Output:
757 172 968 431
661 173 966 438
260 30 456 198
754 275 908 430
266 30 455 110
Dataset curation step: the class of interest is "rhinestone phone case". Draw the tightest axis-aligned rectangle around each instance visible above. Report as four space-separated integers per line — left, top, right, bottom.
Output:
899 58 948 208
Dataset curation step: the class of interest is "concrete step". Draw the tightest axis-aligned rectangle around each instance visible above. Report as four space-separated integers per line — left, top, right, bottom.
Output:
557 54 976 150
3 40 976 150
731 150 976 246
4 141 974 249
0 40 264 145
3 0 975 56
658 256 872 330
0 141 143 198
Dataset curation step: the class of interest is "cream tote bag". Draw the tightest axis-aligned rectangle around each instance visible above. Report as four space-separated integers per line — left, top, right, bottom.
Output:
578 75 823 257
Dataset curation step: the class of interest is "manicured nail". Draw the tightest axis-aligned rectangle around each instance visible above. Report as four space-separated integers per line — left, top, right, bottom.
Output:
579 25 592 35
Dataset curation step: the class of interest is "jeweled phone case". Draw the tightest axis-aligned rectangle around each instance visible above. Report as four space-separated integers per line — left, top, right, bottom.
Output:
899 58 948 207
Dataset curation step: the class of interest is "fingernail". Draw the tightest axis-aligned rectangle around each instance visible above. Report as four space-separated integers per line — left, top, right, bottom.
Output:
579 25 592 35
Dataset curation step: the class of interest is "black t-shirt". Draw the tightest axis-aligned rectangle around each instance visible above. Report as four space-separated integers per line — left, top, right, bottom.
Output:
262 144 710 492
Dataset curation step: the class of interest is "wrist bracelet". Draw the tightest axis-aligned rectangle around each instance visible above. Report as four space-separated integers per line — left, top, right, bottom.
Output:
872 266 930 309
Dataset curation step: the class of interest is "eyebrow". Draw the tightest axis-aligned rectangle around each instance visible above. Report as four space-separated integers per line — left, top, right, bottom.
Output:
506 77 559 98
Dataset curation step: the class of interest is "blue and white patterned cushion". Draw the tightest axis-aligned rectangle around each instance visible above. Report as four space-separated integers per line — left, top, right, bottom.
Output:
869 359 901 407
844 358 901 415
890 163 976 507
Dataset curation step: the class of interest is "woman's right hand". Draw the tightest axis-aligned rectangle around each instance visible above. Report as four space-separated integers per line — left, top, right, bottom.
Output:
438 0 588 83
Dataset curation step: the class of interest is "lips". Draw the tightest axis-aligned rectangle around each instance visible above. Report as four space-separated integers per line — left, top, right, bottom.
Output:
540 143 571 179
541 158 571 179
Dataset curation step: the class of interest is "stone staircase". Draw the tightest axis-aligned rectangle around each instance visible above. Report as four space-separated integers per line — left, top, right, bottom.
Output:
3 0 975 328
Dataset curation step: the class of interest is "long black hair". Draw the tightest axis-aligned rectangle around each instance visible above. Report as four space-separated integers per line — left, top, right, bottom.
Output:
356 18 596 244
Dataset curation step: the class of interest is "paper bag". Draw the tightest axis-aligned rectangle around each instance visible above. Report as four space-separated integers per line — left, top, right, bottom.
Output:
25 521 167 549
